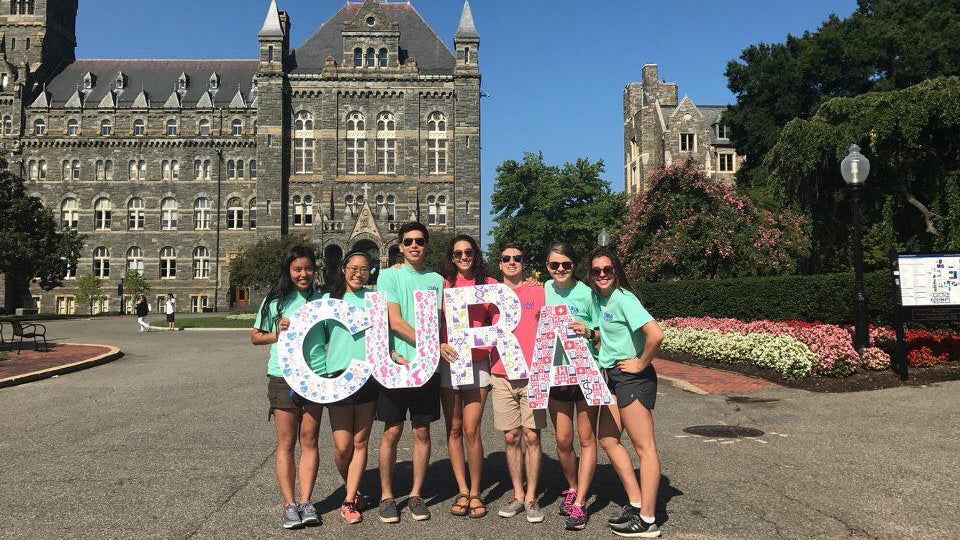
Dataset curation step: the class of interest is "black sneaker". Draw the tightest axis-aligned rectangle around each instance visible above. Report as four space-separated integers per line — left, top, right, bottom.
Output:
612 515 661 538
609 504 641 530
407 496 431 521
379 498 400 523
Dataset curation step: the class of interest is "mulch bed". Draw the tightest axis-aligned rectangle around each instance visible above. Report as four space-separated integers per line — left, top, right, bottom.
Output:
0 343 113 380
658 351 960 393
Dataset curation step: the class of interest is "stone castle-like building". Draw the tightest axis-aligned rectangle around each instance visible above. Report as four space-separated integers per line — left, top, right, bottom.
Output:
1 0 481 314
623 64 742 195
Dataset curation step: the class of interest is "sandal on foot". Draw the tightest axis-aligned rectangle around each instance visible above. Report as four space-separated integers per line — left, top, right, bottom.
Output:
450 494 470 516
468 496 488 519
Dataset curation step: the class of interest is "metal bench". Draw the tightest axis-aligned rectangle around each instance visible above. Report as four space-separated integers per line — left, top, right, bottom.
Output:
11 320 49 354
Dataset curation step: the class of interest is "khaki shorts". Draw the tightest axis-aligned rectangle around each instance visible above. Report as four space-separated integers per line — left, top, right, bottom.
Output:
490 375 546 432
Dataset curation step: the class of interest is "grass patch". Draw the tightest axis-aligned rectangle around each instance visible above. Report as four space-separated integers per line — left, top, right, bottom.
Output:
151 316 251 329
0 314 93 322
0 350 7 361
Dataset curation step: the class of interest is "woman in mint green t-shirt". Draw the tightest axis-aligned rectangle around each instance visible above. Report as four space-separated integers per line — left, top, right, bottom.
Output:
250 246 325 529
320 251 378 524
589 248 664 537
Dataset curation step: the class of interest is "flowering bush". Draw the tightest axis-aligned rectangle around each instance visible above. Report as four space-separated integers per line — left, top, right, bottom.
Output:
661 327 816 379
906 346 949 367
860 347 892 370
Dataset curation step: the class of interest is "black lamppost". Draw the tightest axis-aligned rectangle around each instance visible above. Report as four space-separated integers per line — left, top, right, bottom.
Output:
841 144 871 351
117 278 124 315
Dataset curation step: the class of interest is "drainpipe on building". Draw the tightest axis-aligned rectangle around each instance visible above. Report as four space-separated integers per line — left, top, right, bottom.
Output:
215 147 223 312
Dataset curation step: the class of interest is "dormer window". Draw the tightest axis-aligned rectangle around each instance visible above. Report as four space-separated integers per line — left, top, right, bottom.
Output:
716 123 729 139
82 72 95 90
177 73 188 93
208 73 220 92
114 72 126 91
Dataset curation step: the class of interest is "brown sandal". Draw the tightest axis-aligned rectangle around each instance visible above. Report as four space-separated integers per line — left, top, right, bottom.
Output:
468 496 487 519
450 493 470 516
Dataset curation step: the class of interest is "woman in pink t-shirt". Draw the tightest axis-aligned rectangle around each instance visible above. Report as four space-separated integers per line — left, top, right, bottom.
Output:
439 234 497 519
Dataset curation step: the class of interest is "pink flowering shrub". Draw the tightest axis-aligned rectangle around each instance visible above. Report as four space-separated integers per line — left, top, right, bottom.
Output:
860 347 892 370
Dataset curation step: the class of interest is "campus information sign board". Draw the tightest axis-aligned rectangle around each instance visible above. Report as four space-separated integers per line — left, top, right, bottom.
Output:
896 254 960 307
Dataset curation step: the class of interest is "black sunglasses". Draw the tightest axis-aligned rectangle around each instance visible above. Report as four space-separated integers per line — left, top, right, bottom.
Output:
500 254 523 263
402 237 426 247
547 261 573 271
590 265 615 277
453 249 475 259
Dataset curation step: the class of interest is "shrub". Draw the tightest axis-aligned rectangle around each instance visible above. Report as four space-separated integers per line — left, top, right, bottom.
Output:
661 327 816 379
860 347 892 370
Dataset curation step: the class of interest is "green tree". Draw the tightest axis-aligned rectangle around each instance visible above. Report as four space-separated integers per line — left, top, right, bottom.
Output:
764 77 960 272
229 234 319 291
489 153 626 269
619 159 809 282
422 231 457 277
724 0 960 188
74 273 106 315
123 270 151 298
0 162 83 312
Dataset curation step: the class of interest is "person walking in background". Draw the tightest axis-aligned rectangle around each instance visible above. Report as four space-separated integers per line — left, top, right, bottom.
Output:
492 243 547 524
165 293 176 331
135 294 151 332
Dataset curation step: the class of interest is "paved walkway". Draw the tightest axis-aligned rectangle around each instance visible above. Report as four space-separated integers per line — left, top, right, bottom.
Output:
654 358 781 395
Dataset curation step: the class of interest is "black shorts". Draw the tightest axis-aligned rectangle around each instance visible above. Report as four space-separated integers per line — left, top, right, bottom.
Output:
550 384 585 403
267 375 323 415
605 365 657 410
326 374 380 406
375 373 441 425
166 313 175 323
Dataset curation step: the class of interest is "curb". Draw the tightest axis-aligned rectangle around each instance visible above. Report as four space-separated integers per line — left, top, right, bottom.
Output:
148 326 249 332
0 343 123 388
657 374 710 395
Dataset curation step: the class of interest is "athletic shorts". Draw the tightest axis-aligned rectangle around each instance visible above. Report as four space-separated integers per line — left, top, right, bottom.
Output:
549 384 585 403
325 374 380 406
375 372 441 425
166 313 175 323
267 375 323 417
604 365 657 410
440 356 491 390
490 375 546 431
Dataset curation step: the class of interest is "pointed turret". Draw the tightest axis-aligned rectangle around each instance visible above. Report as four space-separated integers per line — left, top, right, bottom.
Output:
454 1 479 73
258 0 283 38
456 0 479 39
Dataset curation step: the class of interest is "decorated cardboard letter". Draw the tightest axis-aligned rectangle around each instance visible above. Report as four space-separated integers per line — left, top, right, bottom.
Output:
366 288 441 388
443 284 528 386
278 296 376 403
527 304 614 409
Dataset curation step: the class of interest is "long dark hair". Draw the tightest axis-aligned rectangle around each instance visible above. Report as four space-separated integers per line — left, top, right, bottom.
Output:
443 234 488 284
329 251 371 299
587 247 640 299
546 241 580 281
259 245 317 328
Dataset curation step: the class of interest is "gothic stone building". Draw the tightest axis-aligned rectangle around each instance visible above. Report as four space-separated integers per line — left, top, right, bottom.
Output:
0 0 481 314
623 64 742 195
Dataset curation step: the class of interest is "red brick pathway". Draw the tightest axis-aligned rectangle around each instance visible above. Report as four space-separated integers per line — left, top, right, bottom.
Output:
653 357 781 395
0 343 113 380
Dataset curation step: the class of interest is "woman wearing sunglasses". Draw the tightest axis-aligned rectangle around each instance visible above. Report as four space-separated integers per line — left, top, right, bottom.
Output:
588 248 663 538
543 241 601 531
439 234 497 519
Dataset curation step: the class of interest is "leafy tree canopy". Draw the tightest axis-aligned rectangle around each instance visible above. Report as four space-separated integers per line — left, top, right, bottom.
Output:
0 162 83 311
618 159 810 281
74 273 105 315
123 270 151 298
489 152 625 268
229 235 319 292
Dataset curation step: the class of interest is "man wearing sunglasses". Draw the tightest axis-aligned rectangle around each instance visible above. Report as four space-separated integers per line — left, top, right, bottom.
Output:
490 244 548 523
374 221 444 523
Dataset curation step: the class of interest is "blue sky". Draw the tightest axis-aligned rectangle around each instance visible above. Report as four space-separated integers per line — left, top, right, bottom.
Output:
77 0 856 237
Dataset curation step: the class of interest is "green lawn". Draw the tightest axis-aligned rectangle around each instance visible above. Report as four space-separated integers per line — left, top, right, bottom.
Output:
150 316 251 329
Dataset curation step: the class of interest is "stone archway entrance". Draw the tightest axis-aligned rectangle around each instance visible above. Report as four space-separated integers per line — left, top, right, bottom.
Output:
350 239 381 284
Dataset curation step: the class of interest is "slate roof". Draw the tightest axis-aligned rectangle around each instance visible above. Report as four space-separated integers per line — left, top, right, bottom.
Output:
292 2 456 76
35 59 258 109
660 103 731 142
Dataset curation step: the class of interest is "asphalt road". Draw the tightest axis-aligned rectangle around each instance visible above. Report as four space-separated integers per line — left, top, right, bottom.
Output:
1 317 958 540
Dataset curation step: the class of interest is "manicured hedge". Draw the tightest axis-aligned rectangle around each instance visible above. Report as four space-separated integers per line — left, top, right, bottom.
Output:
636 272 895 325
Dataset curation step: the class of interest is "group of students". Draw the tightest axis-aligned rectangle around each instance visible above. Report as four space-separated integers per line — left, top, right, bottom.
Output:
251 222 664 538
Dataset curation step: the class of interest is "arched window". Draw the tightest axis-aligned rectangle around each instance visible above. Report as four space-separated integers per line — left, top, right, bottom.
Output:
159 247 177 279
303 195 314 225
93 246 110 278
237 159 245 179
365 47 375 68
60 198 79 229
249 198 257 229
294 111 314 174
426 194 448 226
165 118 178 136
198 118 211 137
378 48 388 68
160 198 178 230
96 160 105 180
33 117 45 136
127 197 144 230
71 159 81 180
231 119 243 137
126 246 144 275
28 159 46 180
345 111 365 174
227 159 236 179
133 118 145 136
194 197 211 230
104 160 113 180
376 112 396 174
345 194 356 218
194 158 211 180
354 47 363 68
99 118 112 136
427 112 448 174
249 159 257 178
227 197 243 229
2 115 12 136
193 246 210 279
94 198 112 230
166 159 179 180
67 118 79 136
293 195 303 226
129 160 146 180
386 194 396 221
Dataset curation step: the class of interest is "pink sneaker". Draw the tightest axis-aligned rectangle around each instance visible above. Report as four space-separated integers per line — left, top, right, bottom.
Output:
559 489 577 516
341 500 362 524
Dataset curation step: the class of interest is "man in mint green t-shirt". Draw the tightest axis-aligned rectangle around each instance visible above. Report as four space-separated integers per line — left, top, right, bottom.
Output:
373 222 445 523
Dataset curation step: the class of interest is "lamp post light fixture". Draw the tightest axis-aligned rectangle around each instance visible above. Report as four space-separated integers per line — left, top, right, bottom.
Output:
598 229 610 248
841 144 871 351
